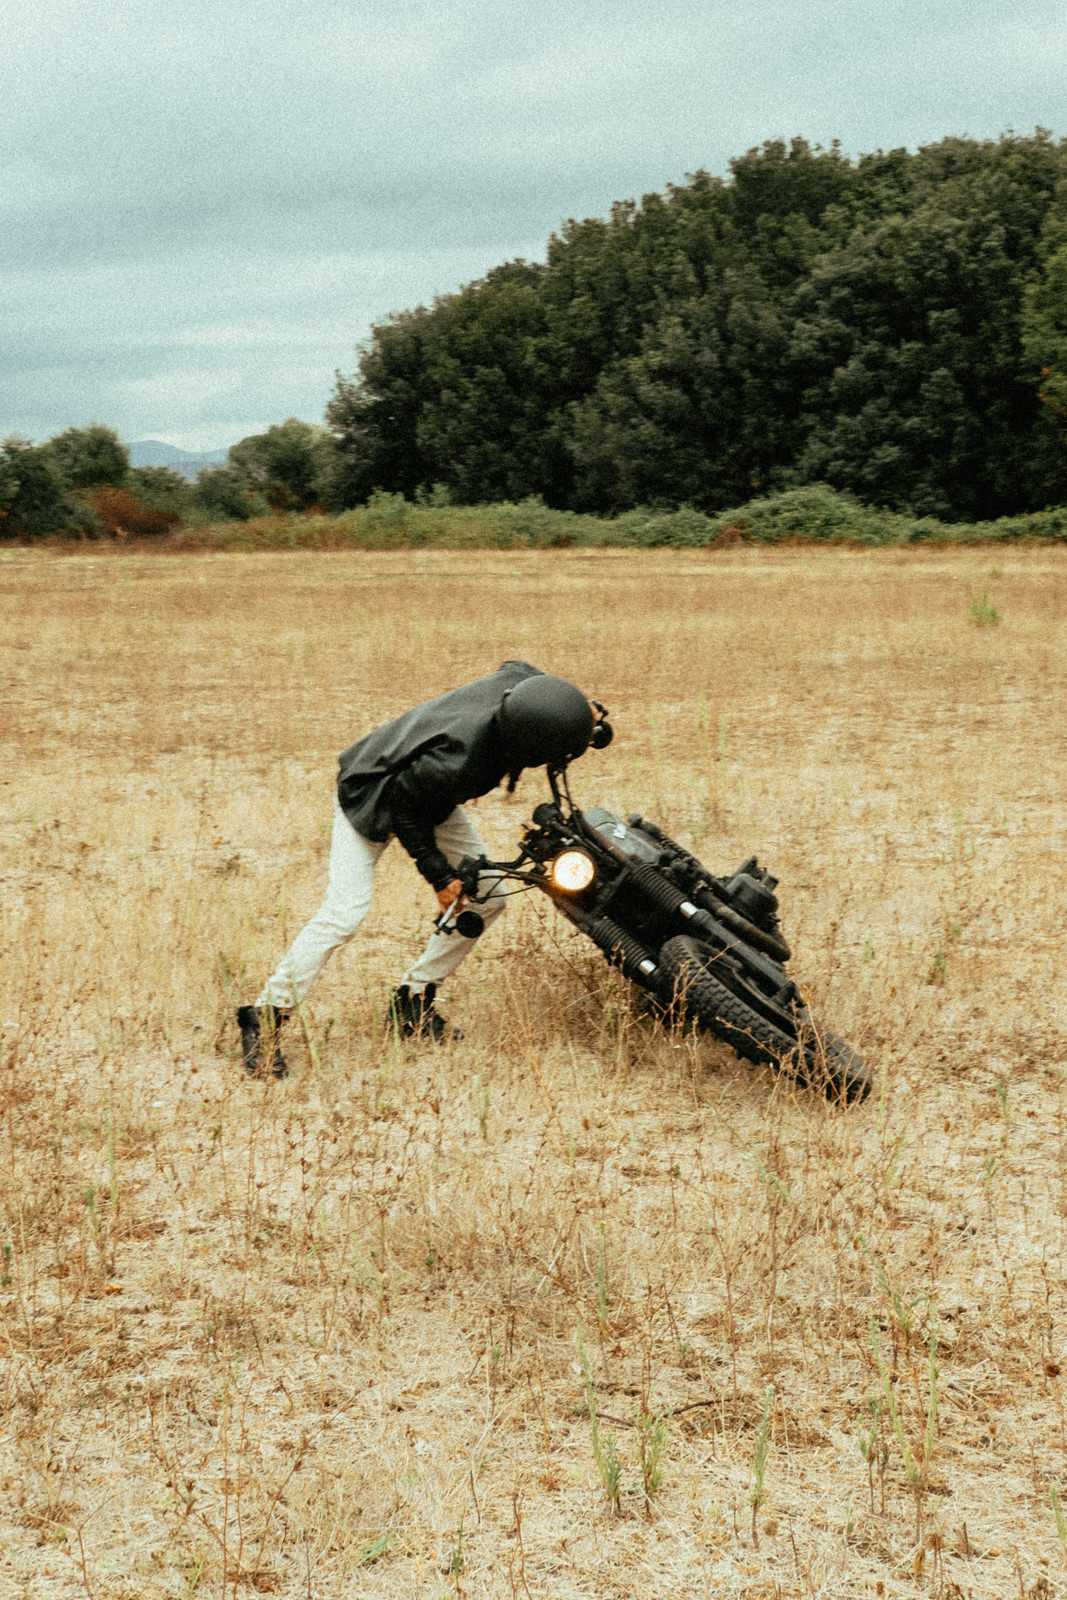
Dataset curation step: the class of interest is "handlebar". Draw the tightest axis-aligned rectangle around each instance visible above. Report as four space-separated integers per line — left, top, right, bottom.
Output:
429 751 604 937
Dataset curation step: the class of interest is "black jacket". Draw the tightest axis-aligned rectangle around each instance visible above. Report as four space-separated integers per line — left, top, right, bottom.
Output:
336 660 542 888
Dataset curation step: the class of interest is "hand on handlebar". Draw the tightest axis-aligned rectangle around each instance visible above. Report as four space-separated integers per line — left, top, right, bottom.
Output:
435 878 466 916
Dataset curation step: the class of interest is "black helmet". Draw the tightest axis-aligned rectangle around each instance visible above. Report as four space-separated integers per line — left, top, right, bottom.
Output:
499 675 594 769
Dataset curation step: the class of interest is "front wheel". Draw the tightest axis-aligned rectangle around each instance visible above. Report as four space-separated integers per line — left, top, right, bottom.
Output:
659 936 870 1103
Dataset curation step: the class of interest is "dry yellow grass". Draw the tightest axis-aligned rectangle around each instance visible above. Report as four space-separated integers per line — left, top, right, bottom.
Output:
0 544 1064 1600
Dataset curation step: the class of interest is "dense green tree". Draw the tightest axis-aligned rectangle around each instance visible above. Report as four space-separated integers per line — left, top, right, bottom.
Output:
44 424 129 489
326 309 435 503
0 445 18 522
128 465 196 520
327 131 1067 519
0 437 92 538
327 264 561 505
194 466 266 521
728 138 854 249
1025 240 1067 430
569 266 792 510
1022 180 1067 448
228 418 331 510
410 263 554 503
788 136 1067 516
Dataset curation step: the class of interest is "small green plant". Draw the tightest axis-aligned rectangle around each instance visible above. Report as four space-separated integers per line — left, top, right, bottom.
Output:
415 481 453 508
357 489 425 548
867 1253 923 1355
857 1393 889 1513
637 1407 669 1507
355 1533 391 1567
994 1075 1012 1136
968 590 1000 626
750 1385 774 1546
868 1315 940 1537
925 919 961 986
447 1515 465 1577
179 1552 206 1595
576 1331 623 1514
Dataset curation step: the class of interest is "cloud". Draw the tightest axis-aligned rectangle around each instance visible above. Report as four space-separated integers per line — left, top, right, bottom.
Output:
3 0 1065 449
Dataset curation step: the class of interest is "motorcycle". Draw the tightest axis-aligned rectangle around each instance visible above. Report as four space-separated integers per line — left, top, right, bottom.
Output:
440 740 870 1104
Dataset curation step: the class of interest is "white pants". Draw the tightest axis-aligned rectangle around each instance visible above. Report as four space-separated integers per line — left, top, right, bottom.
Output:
257 801 507 1008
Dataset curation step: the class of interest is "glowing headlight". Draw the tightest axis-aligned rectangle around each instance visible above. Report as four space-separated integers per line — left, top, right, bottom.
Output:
550 849 597 893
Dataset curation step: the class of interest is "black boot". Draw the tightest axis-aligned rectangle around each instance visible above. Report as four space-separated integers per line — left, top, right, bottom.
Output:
236 1005 290 1078
386 983 462 1043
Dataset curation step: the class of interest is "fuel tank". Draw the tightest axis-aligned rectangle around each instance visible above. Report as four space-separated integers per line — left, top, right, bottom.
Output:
581 806 665 868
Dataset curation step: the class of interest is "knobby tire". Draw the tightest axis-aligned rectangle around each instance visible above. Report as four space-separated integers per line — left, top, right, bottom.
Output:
659 935 869 1102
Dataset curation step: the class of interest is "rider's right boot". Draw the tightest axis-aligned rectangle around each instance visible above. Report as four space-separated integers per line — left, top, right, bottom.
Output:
236 1005 290 1078
385 983 463 1044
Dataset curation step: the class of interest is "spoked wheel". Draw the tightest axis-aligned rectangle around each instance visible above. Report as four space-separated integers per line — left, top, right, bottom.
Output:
659 935 870 1103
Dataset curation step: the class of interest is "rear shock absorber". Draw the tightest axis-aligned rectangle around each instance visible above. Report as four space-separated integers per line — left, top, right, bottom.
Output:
629 818 791 961
630 861 791 965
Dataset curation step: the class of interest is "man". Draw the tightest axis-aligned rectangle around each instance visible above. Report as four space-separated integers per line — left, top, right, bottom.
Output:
237 660 599 1076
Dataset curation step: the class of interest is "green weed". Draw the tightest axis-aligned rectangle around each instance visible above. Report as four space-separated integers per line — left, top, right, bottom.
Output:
576 1331 623 1515
968 590 1000 626
750 1385 774 1546
868 1315 940 1537
637 1408 669 1507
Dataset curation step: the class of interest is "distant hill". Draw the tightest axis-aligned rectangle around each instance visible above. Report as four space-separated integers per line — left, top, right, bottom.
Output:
128 439 231 480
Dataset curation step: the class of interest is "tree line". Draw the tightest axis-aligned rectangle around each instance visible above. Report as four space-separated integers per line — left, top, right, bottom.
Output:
331 131 1067 521
0 419 332 540
4 131 1067 539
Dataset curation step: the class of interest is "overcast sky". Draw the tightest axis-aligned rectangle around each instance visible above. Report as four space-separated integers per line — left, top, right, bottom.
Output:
3 0 1065 452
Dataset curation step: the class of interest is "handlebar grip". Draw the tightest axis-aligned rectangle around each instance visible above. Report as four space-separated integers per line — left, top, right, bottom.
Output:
457 854 485 895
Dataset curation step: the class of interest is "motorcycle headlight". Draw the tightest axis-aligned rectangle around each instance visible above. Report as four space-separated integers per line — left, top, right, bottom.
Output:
550 849 597 893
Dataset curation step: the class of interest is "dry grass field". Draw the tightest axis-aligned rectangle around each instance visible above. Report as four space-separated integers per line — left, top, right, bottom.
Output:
1 544 1065 1600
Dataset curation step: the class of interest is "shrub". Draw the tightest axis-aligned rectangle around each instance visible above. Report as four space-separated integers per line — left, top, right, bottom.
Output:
612 505 718 547
358 490 425 546
709 485 908 545
194 467 266 522
487 497 581 548
128 466 195 522
968 590 1001 626
89 486 179 539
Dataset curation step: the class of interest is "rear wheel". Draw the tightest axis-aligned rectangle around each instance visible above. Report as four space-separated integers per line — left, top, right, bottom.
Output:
659 935 870 1103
